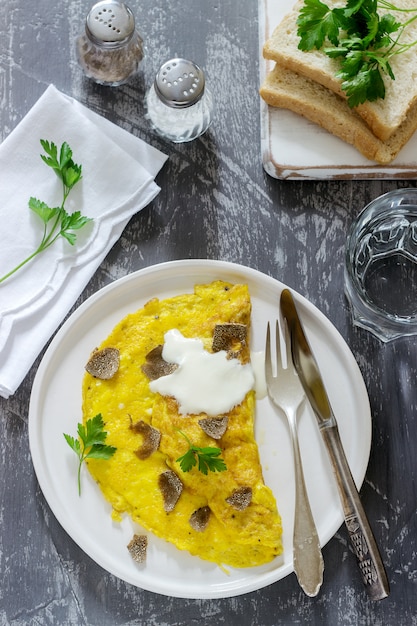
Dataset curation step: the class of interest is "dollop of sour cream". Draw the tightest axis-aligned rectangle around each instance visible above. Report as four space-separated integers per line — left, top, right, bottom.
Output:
149 329 255 416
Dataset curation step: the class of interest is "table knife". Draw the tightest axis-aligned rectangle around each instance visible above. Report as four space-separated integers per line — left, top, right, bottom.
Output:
280 288 390 601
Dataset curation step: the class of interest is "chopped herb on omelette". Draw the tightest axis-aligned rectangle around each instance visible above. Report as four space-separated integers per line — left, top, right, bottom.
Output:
81 281 283 568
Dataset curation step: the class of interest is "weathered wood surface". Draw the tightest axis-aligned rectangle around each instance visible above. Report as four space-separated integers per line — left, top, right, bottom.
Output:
1 0 417 624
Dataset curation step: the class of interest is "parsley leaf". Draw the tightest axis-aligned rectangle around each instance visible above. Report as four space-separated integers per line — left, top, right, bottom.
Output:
176 429 227 476
0 139 91 284
64 413 116 495
40 140 82 192
297 0 351 49
296 0 417 106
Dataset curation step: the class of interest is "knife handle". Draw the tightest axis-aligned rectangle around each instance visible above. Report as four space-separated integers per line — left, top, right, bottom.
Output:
321 423 390 601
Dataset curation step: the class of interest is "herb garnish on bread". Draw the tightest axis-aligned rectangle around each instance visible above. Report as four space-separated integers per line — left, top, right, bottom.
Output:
263 0 417 142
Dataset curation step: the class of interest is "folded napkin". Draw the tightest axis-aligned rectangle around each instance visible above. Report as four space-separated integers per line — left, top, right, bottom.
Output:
0 84 167 399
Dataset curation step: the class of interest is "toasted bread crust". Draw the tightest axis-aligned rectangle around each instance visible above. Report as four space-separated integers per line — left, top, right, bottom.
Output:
260 63 417 164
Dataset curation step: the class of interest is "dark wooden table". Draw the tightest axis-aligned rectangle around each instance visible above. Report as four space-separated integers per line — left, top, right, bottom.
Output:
1 0 417 624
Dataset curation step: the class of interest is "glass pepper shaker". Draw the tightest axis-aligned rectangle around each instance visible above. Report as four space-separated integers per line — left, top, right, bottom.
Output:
145 58 214 143
76 0 144 86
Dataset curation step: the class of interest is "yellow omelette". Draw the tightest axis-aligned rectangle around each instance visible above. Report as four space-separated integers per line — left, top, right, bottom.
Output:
82 281 283 568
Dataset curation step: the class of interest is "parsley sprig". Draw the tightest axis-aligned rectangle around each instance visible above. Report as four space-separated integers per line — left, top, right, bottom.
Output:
0 139 92 284
64 413 116 495
176 430 227 475
297 0 417 106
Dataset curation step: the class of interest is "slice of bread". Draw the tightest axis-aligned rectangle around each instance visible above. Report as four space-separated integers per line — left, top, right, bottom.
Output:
260 63 417 164
263 0 417 141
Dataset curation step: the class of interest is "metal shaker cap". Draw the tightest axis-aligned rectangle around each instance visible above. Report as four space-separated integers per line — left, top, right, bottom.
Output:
154 58 206 108
86 1 135 47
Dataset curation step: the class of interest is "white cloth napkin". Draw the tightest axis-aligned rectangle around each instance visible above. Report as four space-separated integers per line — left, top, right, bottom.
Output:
0 84 168 399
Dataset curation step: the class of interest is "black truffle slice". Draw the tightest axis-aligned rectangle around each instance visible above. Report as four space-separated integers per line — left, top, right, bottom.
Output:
158 470 183 512
198 416 228 439
127 534 148 563
130 420 161 459
226 486 252 511
85 347 120 379
141 345 178 380
212 323 247 357
189 506 211 532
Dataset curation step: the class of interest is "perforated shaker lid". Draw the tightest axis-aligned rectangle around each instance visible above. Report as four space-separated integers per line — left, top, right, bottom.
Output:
86 1 135 47
154 58 206 108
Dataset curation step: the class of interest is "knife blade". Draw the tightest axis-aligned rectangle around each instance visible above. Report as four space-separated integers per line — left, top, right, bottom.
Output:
280 288 390 601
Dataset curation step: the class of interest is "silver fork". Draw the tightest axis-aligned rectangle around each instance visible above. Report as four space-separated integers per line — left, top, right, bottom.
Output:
265 319 324 597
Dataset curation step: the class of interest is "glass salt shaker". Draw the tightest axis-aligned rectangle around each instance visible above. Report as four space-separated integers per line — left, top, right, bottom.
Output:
76 0 144 86
145 58 214 143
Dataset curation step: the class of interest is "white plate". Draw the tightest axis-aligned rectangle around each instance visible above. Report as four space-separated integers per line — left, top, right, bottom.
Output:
259 0 417 180
28 260 371 599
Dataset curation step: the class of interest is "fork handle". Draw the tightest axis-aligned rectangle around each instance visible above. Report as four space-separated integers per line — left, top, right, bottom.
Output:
290 421 324 597
321 423 389 601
